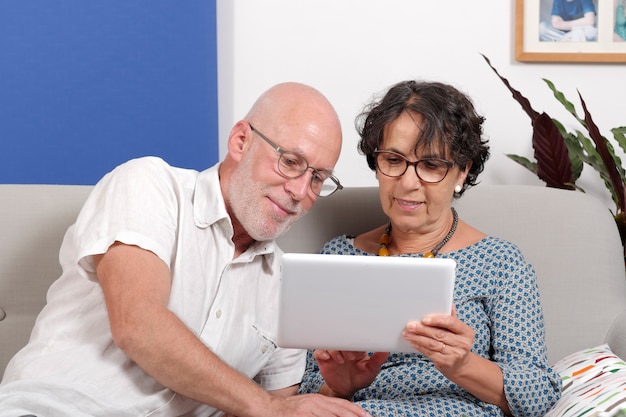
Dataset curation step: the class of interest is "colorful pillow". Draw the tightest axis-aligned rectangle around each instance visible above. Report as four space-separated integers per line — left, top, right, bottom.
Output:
546 344 626 417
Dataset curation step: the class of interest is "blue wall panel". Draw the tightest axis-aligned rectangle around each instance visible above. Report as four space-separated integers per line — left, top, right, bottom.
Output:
0 1 218 184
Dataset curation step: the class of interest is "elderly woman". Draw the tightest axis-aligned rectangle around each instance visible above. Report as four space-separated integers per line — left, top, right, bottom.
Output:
298 81 561 416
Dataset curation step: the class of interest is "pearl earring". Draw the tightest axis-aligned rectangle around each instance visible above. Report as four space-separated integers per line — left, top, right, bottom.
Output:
454 184 462 193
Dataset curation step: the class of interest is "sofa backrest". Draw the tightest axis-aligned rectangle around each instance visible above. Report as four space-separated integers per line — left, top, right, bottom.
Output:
0 184 92 375
1 184 624 375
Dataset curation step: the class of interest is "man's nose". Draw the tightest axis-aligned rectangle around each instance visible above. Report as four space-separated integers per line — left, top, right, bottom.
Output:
285 170 311 200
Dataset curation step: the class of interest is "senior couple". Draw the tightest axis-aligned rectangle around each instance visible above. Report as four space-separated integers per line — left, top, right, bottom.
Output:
0 80 561 417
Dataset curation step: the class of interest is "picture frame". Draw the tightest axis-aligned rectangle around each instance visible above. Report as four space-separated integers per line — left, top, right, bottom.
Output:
515 0 626 62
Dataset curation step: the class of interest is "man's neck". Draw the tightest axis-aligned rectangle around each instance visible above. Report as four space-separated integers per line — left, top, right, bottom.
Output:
231 229 255 259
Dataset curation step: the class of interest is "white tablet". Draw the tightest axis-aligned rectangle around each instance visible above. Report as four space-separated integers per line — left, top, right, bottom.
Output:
277 253 456 353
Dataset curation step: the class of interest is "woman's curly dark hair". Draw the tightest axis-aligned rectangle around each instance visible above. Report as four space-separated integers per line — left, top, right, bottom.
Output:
356 80 490 197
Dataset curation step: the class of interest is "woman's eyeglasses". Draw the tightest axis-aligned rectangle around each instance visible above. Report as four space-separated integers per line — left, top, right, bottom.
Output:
374 150 454 183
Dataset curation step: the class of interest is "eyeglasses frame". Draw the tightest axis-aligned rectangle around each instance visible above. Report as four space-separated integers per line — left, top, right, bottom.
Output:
373 150 455 183
248 123 343 197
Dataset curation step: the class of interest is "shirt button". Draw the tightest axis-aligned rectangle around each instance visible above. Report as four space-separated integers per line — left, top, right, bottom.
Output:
261 345 268 353
215 309 222 318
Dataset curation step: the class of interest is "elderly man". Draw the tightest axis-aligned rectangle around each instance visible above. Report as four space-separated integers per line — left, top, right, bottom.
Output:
0 83 371 417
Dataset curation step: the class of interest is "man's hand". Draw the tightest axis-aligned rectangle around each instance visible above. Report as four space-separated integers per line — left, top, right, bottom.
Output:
314 350 389 399
222 392 373 417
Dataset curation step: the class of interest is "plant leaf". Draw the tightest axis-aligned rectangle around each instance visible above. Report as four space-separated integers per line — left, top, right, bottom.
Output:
532 112 576 190
543 79 584 125
573 130 620 206
552 119 584 181
575 130 603 172
482 55 576 190
578 91 625 212
506 154 538 174
612 126 626 156
481 54 539 120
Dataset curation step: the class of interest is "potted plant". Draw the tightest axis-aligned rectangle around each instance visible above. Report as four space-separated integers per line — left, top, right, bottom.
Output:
481 54 626 256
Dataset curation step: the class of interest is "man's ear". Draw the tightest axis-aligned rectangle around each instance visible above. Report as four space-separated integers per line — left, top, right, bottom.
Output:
226 121 252 162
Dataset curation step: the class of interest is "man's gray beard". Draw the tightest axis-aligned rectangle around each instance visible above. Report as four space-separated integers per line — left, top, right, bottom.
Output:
226 154 302 242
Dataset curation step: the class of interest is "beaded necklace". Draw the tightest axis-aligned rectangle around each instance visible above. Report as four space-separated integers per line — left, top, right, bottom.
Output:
378 207 458 257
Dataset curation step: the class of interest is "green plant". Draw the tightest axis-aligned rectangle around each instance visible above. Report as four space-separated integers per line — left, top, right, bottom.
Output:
481 54 626 249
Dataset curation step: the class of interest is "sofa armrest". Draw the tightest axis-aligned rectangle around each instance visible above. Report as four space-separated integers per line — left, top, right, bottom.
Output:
606 308 626 359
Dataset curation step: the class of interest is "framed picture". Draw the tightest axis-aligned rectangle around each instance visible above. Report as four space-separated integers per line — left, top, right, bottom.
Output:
515 0 626 62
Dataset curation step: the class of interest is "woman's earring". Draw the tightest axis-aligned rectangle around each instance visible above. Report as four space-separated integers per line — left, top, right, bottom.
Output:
454 184 462 193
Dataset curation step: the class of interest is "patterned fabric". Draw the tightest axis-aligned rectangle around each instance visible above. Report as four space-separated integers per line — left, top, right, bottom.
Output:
298 235 561 417
546 344 626 417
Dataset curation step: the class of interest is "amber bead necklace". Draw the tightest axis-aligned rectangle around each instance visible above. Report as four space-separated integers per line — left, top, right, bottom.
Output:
378 207 458 258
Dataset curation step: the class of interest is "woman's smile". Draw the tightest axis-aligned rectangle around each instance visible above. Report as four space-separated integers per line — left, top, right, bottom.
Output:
395 198 423 210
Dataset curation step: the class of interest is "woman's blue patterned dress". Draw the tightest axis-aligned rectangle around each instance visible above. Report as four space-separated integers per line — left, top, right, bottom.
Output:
298 235 561 417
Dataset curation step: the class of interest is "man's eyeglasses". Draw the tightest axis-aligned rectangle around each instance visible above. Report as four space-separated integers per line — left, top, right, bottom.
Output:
374 150 454 183
249 124 343 197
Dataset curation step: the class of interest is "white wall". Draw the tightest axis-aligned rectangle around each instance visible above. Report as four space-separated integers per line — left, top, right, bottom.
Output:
217 0 625 209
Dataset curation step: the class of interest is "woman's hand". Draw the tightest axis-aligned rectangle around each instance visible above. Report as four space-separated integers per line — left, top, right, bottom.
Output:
403 305 510 414
402 305 475 377
314 350 389 399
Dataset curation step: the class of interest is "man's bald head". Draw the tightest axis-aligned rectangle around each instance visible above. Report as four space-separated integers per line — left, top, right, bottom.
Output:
219 82 343 248
244 82 342 161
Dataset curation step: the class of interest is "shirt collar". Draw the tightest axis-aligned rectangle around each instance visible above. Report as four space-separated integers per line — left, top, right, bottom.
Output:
193 163 228 228
192 163 280 260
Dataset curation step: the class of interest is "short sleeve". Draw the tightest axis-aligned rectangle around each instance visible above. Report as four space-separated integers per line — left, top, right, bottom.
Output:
254 347 307 391
72 157 183 277
582 0 596 14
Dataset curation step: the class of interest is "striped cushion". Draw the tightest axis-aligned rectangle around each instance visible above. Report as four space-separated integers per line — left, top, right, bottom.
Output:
546 344 626 417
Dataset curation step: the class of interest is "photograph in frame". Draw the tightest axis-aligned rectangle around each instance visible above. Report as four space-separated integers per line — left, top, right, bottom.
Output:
515 0 626 62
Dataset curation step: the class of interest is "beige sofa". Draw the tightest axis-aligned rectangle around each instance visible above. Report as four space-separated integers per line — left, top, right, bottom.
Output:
1 184 626 377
